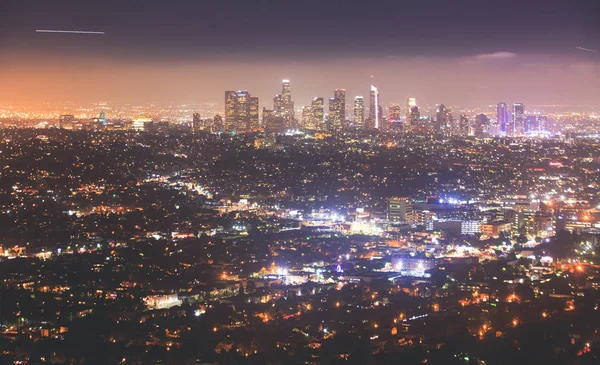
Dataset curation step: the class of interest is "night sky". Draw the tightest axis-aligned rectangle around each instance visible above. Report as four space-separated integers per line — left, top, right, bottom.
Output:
1 0 599 107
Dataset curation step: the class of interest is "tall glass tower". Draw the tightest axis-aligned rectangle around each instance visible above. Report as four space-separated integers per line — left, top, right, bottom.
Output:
369 85 379 129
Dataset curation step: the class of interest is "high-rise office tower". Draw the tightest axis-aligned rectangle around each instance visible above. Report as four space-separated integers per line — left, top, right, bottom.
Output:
388 197 414 223
524 115 536 133
459 115 469 136
329 89 345 130
475 113 489 136
249 97 259 129
263 107 285 132
273 94 283 114
311 97 324 129
335 89 346 125
537 115 548 132
192 113 201 133
262 108 274 130
302 106 313 129
389 104 402 122
213 114 224 131
497 102 508 135
273 79 295 127
59 115 75 129
353 96 364 127
523 115 547 133
406 98 416 125
327 98 338 130
234 91 250 131
446 111 456 134
282 80 291 103
369 85 380 129
224 90 259 131
435 104 447 132
409 106 420 127
225 91 237 131
513 103 525 136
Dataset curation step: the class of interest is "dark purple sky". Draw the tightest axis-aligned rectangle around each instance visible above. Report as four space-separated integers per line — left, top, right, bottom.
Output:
1 0 599 107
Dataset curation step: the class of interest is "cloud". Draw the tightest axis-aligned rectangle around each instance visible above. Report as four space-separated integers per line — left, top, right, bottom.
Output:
457 51 518 66
474 52 518 60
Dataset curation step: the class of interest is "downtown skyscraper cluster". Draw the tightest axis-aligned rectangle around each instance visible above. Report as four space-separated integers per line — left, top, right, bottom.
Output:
495 102 547 136
220 81 548 138
223 80 388 133
224 90 259 131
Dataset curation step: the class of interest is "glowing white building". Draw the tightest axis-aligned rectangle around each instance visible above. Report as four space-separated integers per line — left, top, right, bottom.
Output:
132 115 152 132
369 85 379 129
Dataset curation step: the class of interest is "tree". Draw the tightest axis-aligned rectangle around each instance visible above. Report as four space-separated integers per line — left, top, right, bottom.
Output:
514 284 534 301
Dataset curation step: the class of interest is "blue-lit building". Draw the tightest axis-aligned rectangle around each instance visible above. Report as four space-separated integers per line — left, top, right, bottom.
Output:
497 102 508 135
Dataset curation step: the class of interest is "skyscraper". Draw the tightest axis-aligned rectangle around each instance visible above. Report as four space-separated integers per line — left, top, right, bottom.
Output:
225 91 237 131
497 102 508 135
273 79 295 128
213 114 224 132
459 115 469 136
328 98 337 130
406 98 416 125
263 107 285 132
388 197 414 223
249 97 259 129
192 113 201 133
224 90 259 131
369 85 380 129
524 115 536 133
475 113 489 136
435 104 447 132
282 80 291 105
302 106 313 129
409 106 420 127
388 104 402 122
353 96 364 127
311 97 324 129
329 89 345 131
537 115 548 132
513 103 525 136
234 91 250 131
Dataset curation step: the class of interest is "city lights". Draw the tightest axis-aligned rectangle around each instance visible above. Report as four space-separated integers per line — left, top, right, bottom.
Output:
1 1 598 364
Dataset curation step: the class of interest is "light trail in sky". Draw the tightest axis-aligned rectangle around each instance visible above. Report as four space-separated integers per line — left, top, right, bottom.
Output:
36 29 105 35
576 47 599 53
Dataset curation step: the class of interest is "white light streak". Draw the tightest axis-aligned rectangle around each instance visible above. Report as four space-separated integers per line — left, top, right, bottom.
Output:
36 29 105 35
576 47 599 53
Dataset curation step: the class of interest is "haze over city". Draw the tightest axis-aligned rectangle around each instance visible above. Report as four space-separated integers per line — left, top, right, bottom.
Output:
1 0 599 106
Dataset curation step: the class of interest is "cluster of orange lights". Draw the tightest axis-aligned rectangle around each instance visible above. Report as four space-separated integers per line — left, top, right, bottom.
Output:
506 294 520 303
478 323 490 338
